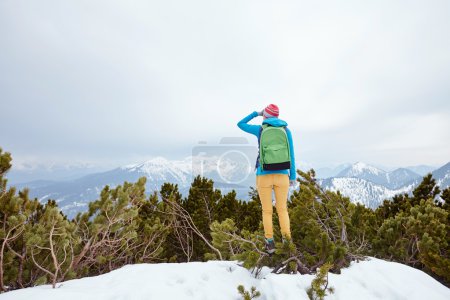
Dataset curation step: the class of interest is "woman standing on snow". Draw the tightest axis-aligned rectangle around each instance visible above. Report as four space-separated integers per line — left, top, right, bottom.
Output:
237 104 296 254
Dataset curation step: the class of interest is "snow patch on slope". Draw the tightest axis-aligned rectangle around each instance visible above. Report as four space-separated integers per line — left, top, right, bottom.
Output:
346 162 384 176
321 177 415 208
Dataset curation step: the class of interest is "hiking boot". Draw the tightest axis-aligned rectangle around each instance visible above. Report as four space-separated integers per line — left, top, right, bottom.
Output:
264 238 275 254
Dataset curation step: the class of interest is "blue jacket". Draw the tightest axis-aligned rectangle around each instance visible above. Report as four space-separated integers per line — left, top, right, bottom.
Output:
237 111 296 180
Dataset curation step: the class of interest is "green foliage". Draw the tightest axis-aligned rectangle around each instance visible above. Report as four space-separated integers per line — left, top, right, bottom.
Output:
307 263 334 300
237 284 261 300
373 173 450 285
441 187 450 207
35 275 47 286
376 193 411 221
437 187 450 216
183 176 222 261
235 188 262 232
135 192 169 263
412 174 440 205
374 199 449 280
157 183 184 262
216 191 240 222
209 218 265 269
0 149 43 291
25 204 79 288
289 170 356 272
0 148 12 178
210 218 240 260
73 177 168 275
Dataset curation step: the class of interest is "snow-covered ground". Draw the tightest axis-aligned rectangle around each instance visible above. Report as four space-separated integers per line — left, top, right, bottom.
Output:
1 257 449 300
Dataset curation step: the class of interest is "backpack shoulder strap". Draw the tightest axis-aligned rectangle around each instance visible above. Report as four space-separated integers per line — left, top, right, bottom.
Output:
258 125 263 142
256 125 265 170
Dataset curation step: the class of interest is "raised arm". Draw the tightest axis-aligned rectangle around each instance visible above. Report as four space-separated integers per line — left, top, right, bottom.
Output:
237 111 261 137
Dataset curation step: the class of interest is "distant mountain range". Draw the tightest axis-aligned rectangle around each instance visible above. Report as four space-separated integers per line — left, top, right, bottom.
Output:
12 156 255 218
336 162 420 189
7 162 107 184
314 163 436 179
319 162 450 208
9 158 450 217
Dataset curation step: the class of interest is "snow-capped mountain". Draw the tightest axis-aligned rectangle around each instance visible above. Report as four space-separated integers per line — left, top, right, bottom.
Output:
121 156 255 189
337 162 386 179
13 156 256 218
336 162 388 188
121 156 193 188
387 168 423 189
405 162 450 192
320 162 449 208
335 162 421 189
319 177 415 208
430 162 450 188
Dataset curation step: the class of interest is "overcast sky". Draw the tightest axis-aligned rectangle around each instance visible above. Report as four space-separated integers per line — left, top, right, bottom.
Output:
1 0 449 171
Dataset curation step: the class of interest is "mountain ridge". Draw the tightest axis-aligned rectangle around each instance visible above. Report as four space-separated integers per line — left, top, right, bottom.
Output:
321 161 450 208
9 159 450 217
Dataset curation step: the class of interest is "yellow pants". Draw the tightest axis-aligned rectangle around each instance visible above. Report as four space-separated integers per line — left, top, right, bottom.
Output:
256 174 291 240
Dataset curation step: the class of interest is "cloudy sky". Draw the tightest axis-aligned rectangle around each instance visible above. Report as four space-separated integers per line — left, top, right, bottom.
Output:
1 0 449 172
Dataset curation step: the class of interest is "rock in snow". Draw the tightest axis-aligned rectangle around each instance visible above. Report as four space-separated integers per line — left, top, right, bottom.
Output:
1 257 449 300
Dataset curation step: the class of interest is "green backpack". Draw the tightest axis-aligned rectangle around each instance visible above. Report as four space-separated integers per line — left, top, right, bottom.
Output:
259 124 291 171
